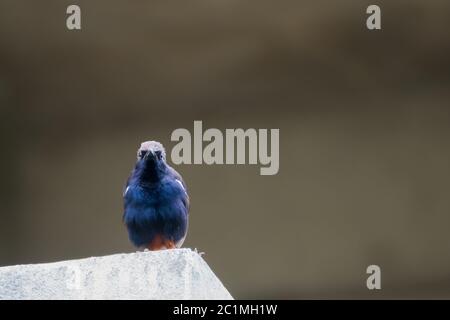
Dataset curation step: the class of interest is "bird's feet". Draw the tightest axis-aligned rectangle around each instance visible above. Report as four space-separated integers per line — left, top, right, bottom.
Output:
144 235 177 250
163 240 176 249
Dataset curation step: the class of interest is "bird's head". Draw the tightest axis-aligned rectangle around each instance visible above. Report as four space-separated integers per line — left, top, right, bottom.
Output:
137 141 167 165
135 141 169 183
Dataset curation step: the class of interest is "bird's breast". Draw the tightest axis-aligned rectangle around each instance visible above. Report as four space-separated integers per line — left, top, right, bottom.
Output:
124 180 184 207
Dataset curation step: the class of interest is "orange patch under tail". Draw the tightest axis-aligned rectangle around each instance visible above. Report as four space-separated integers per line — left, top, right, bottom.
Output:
146 235 176 250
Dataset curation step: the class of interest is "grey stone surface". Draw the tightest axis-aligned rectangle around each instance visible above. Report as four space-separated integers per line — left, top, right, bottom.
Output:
0 249 232 300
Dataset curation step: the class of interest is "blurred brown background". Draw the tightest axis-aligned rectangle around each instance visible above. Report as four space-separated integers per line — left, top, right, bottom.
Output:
1 0 450 298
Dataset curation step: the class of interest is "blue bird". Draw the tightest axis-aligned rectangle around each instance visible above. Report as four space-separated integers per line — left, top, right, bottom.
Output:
123 141 189 250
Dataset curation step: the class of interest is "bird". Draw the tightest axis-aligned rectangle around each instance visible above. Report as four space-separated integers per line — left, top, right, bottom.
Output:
123 141 189 250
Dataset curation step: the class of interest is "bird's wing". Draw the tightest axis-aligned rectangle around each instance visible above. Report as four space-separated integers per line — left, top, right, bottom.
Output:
168 166 190 213
123 175 131 197
122 174 132 222
180 184 190 213
168 166 188 191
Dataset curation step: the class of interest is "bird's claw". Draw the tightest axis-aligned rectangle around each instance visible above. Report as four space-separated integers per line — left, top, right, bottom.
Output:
194 248 205 256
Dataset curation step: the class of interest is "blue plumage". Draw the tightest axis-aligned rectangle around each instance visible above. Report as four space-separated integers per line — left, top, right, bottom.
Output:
123 141 189 250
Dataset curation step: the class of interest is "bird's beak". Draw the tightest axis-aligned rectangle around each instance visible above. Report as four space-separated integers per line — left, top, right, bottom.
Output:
144 150 155 160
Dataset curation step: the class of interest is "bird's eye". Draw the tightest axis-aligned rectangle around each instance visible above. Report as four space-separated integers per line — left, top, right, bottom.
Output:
139 150 147 159
155 151 162 159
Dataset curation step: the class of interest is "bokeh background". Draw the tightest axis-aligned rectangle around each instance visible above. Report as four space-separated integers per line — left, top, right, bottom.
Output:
1 0 450 298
